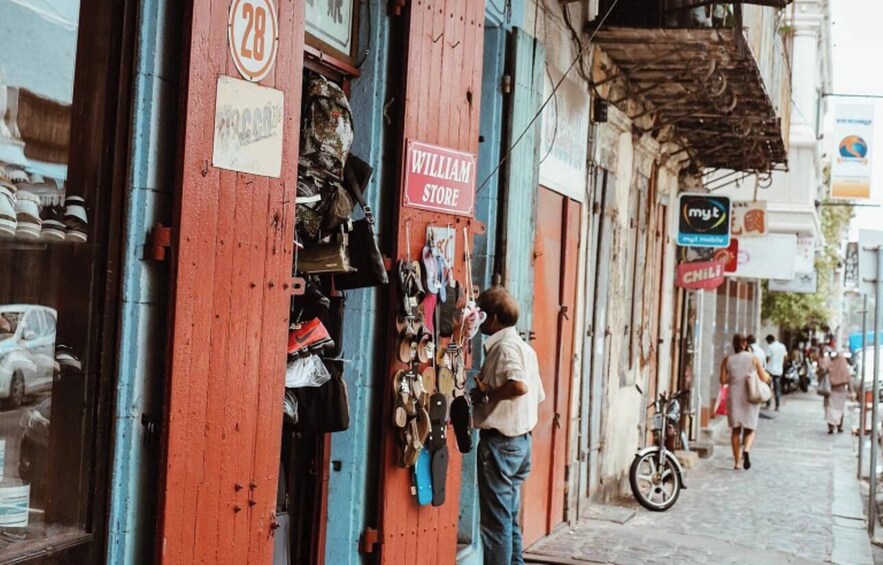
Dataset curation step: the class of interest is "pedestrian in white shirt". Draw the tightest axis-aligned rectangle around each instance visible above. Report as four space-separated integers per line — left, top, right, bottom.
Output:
472 286 545 565
766 334 788 411
747 335 766 369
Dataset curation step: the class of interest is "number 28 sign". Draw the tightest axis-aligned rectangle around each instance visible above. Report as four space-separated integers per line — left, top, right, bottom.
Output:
228 0 279 83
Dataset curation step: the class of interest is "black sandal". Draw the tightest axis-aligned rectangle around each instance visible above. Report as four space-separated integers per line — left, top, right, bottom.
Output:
743 451 751 470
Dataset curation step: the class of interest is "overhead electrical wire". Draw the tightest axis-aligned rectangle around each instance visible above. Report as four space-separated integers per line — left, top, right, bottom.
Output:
475 0 623 195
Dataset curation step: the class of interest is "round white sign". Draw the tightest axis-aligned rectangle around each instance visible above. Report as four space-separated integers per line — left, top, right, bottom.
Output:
227 0 279 83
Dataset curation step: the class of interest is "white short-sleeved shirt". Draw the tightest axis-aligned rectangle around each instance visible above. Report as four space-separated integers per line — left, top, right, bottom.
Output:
751 344 766 369
767 340 788 375
473 326 545 437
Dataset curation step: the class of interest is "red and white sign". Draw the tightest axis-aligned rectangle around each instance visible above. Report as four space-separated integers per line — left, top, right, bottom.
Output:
228 0 279 83
714 239 739 273
403 140 476 217
676 260 726 290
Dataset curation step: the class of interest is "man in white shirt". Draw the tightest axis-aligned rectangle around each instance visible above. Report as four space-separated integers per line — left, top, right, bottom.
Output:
766 334 788 411
472 286 545 565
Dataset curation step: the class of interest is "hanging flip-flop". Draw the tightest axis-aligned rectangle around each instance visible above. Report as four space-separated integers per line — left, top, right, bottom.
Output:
422 245 442 295
422 366 437 399
392 370 410 429
437 367 455 400
450 395 472 454
414 448 433 506
417 332 435 364
427 392 447 452
431 445 449 507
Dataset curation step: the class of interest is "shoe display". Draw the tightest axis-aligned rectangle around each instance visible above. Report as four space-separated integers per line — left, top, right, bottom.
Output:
64 195 88 242
14 190 41 239
41 205 66 241
287 318 334 356
55 345 82 370
7 168 28 186
0 185 16 237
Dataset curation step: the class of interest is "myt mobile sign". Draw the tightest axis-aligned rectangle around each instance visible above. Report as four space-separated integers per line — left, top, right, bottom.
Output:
677 194 731 248
403 140 476 217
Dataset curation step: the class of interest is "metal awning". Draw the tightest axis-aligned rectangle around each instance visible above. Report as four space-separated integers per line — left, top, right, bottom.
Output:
593 27 788 173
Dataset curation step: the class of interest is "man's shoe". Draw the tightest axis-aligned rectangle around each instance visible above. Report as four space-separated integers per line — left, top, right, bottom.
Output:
14 190 41 239
288 318 334 356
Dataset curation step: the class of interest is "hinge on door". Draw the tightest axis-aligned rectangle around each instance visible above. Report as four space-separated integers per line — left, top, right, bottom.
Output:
564 464 571 483
360 527 380 554
145 223 172 261
501 74 512 94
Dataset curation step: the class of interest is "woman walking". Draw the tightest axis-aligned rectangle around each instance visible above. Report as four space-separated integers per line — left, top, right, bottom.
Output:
825 352 853 434
720 334 771 470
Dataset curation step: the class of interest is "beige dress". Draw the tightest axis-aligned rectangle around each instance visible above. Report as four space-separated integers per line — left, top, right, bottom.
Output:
726 352 760 430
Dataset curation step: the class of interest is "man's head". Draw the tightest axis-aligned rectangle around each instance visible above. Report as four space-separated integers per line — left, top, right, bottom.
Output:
477 286 519 336
766 334 776 344
747 335 757 346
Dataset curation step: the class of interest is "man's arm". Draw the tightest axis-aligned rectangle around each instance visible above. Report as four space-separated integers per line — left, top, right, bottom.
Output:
489 379 528 402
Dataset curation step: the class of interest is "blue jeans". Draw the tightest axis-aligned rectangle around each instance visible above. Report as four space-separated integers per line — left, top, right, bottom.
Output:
478 430 532 565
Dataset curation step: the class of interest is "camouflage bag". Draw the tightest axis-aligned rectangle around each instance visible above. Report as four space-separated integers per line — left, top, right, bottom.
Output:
300 75 354 181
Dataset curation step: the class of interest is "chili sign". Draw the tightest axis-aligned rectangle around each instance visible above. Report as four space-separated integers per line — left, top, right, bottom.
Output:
403 140 476 216
676 260 726 290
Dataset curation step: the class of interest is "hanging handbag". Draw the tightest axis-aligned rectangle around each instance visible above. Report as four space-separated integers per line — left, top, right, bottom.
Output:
746 369 772 404
292 359 350 433
817 374 832 397
334 156 389 290
297 228 355 275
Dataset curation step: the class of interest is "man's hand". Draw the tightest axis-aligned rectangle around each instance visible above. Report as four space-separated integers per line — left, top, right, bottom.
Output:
470 384 489 405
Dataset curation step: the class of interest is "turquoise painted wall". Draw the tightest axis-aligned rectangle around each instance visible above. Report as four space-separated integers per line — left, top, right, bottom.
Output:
106 0 180 562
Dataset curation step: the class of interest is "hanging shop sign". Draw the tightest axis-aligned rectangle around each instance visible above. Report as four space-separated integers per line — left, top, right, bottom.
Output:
769 271 818 294
731 234 797 280
832 104 874 200
794 236 816 274
212 76 285 177
730 200 767 237
403 140 476 217
306 0 356 63
713 239 739 273
539 65 590 202
676 194 731 248
676 260 726 290
227 0 279 83
844 241 860 291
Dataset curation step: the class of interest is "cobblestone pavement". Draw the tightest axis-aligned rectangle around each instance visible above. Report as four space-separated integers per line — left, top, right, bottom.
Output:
524 392 875 565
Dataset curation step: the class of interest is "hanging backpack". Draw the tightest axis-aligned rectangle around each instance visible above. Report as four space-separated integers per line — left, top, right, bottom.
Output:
299 75 354 181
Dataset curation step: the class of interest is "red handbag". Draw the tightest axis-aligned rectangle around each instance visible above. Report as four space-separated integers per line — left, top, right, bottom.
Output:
715 385 728 416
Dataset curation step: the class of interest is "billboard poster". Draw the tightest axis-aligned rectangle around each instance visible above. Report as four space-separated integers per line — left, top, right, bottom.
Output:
832 105 874 200
730 201 767 237
731 234 797 280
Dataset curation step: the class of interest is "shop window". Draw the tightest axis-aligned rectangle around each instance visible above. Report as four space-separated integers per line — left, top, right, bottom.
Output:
0 0 124 559
305 0 361 74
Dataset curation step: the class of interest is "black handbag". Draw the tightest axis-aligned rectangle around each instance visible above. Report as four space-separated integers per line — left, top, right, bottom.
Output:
334 156 389 290
292 360 350 433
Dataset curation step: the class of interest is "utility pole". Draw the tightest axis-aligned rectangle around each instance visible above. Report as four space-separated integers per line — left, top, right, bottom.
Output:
859 297 868 480
869 246 883 537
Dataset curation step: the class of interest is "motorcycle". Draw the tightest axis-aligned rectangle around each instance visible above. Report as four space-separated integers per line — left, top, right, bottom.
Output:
629 390 688 512
782 362 801 394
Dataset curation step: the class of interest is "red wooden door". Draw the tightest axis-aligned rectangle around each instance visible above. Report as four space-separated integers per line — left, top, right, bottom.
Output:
523 187 579 546
376 0 486 563
158 2 304 564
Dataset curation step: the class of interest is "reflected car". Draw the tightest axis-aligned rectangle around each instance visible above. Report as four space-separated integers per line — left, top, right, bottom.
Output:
18 395 50 506
0 305 57 408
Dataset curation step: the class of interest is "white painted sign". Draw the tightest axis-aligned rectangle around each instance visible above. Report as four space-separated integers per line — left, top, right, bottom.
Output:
731 234 797 280
212 76 285 177
832 104 874 200
306 0 355 59
0 484 29 527
769 271 818 294
794 236 816 274
859 229 883 295
730 200 767 237
539 65 589 202
228 0 279 83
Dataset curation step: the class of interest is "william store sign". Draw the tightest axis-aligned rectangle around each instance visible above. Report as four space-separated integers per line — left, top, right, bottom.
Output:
676 260 726 290
677 194 731 248
403 140 476 217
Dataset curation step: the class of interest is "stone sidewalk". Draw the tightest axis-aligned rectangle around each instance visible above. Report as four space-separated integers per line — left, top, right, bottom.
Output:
524 392 875 565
